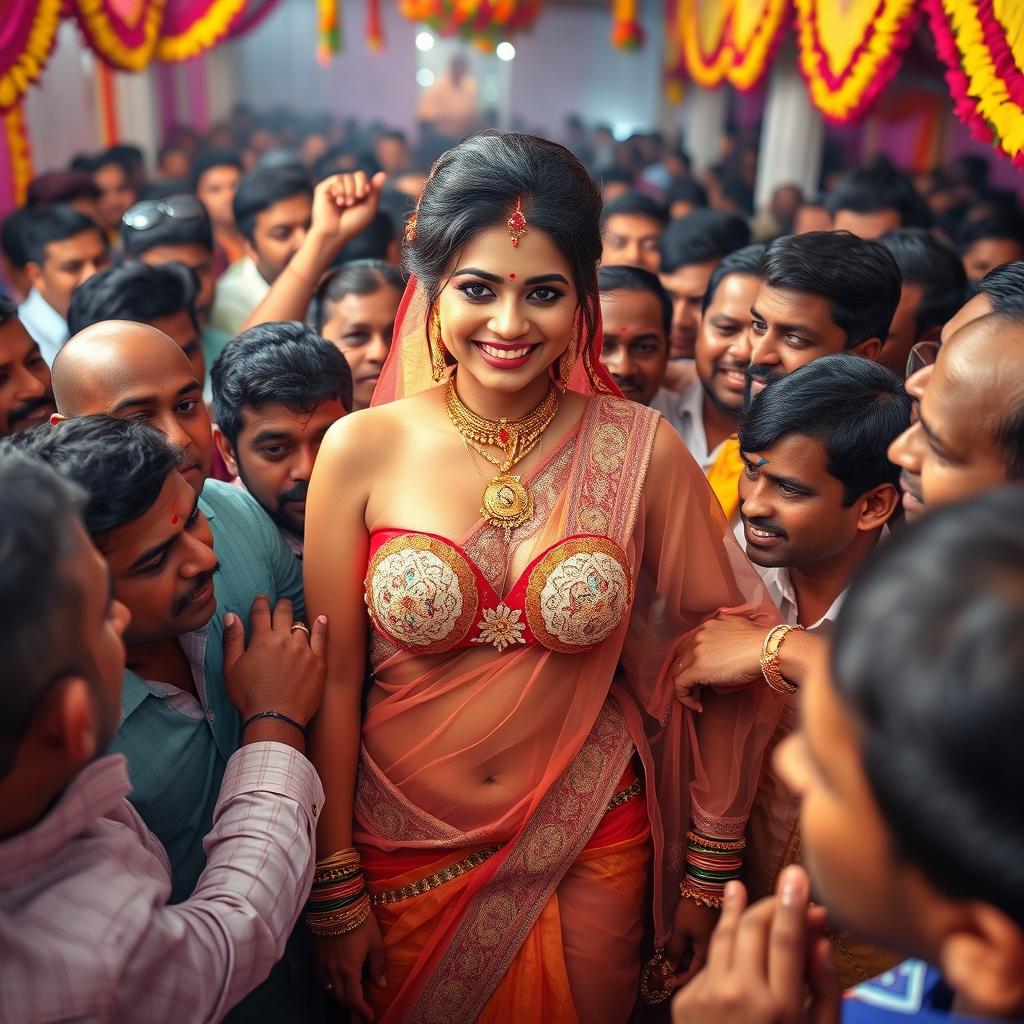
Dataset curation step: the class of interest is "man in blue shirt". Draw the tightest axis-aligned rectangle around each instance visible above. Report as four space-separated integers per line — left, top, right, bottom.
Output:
670 488 1024 1023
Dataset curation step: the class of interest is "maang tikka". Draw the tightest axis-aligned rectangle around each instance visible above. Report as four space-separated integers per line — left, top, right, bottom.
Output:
507 196 528 248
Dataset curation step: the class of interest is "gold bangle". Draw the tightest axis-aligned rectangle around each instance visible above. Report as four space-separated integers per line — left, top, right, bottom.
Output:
679 883 725 909
760 624 804 695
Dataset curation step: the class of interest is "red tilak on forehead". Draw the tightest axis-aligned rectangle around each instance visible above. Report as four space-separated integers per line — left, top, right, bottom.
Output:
509 272 516 280
171 513 180 525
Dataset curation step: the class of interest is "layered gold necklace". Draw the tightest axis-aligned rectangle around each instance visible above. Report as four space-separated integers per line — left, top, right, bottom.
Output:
445 377 560 540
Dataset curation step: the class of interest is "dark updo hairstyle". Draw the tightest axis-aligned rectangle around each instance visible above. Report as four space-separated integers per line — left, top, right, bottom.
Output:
404 131 604 345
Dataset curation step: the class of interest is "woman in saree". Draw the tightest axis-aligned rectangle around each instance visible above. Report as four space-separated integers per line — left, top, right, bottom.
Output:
304 132 781 1023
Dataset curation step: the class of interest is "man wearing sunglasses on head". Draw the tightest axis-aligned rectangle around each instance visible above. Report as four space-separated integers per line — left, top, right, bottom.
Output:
122 196 231 378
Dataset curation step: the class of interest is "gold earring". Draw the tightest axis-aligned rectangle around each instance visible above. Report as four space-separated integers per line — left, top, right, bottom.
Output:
557 315 579 392
429 307 447 383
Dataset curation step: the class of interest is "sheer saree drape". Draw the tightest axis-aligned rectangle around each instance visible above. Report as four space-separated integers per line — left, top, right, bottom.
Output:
358 280 781 1022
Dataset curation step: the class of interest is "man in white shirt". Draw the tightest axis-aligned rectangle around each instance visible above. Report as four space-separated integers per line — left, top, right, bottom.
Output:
671 355 910 933
17 205 109 365
210 167 314 340
652 243 764 470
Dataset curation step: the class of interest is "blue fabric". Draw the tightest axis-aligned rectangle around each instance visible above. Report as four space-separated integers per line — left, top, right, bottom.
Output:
843 960 1008 1024
111 480 305 902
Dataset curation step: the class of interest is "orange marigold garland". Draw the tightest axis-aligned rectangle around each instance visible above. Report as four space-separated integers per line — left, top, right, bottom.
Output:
0 0 63 113
4 102 34 208
923 0 1024 167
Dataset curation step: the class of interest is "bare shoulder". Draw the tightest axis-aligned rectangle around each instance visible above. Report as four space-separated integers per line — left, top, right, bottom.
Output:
649 414 700 477
317 392 437 473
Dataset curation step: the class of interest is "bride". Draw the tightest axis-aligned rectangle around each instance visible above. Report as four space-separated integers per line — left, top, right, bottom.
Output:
304 131 779 1023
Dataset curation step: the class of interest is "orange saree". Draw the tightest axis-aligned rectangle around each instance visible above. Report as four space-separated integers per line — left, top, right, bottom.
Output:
356 282 781 1023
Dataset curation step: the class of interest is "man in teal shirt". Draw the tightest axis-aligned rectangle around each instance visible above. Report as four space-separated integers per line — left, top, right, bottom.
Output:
48 322 304 896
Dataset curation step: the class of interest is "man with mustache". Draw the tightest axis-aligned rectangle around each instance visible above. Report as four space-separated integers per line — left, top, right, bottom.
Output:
746 231 900 407
891 260 1024 522
672 355 910 980
212 321 352 559
6 416 320 1020
0 296 56 437
888 310 1024 525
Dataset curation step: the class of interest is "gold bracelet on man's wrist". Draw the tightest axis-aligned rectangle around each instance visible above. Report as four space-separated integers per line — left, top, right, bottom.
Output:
760 624 804 694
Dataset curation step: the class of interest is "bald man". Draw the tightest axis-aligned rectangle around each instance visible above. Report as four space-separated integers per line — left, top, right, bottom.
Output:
41 318 311 1019
889 311 1024 521
53 321 209 492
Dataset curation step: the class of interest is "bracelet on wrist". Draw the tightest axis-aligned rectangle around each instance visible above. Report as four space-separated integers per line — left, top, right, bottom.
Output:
242 710 306 737
760 624 805 695
682 829 745 908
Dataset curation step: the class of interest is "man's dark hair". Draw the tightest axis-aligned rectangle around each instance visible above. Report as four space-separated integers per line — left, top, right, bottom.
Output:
233 167 313 243
597 168 634 190
0 295 17 326
26 171 101 209
0 453 88 776
311 258 404 333
377 129 407 146
1 208 33 270
103 144 145 181
740 354 910 505
833 486 1024 926
659 208 751 275
600 191 669 230
702 242 766 314
598 265 672 336
956 212 1024 255
985 312 1024 478
67 262 199 337
21 205 106 266
332 210 395 265
121 196 214 257
1 415 182 539
827 163 930 228
211 322 354 448
978 260 1024 320
190 148 243 193
879 228 968 336
758 231 902 347
665 177 708 211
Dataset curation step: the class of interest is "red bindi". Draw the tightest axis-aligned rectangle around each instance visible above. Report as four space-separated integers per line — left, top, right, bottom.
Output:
171 513 180 524
509 273 516 280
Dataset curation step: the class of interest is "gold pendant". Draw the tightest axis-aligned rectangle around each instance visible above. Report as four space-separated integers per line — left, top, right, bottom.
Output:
480 474 533 539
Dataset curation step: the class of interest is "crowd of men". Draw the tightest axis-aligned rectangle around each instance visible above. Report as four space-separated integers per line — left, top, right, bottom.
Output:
1 105 1023 1024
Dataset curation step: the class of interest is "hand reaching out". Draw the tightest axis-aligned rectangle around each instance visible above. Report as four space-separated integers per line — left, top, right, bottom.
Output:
310 170 387 256
671 867 842 1024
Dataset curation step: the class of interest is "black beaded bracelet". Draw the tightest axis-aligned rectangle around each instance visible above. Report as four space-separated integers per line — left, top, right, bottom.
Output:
242 710 306 736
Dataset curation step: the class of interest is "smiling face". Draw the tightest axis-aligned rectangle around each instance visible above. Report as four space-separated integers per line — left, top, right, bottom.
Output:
217 398 346 537
695 271 756 416
738 434 875 569
887 317 1019 521
599 288 668 405
100 471 219 645
0 317 55 436
435 223 579 396
320 286 401 410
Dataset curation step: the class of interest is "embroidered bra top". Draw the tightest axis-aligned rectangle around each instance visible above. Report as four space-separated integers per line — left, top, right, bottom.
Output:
364 529 634 655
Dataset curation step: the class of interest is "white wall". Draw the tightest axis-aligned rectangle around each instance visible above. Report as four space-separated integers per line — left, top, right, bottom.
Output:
228 0 665 140
228 0 420 134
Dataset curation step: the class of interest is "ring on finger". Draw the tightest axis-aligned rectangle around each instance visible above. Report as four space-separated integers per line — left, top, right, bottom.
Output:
291 622 311 639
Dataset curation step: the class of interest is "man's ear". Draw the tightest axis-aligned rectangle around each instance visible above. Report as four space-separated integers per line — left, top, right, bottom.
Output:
24 261 43 291
941 902 1024 1017
242 237 258 266
212 424 240 478
38 675 100 767
856 483 901 532
852 336 882 362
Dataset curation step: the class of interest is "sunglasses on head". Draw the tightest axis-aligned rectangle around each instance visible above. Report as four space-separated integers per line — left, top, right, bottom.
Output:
122 195 206 233
906 340 940 378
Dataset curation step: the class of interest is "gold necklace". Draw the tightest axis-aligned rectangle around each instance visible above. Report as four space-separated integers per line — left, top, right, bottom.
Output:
446 378 560 540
